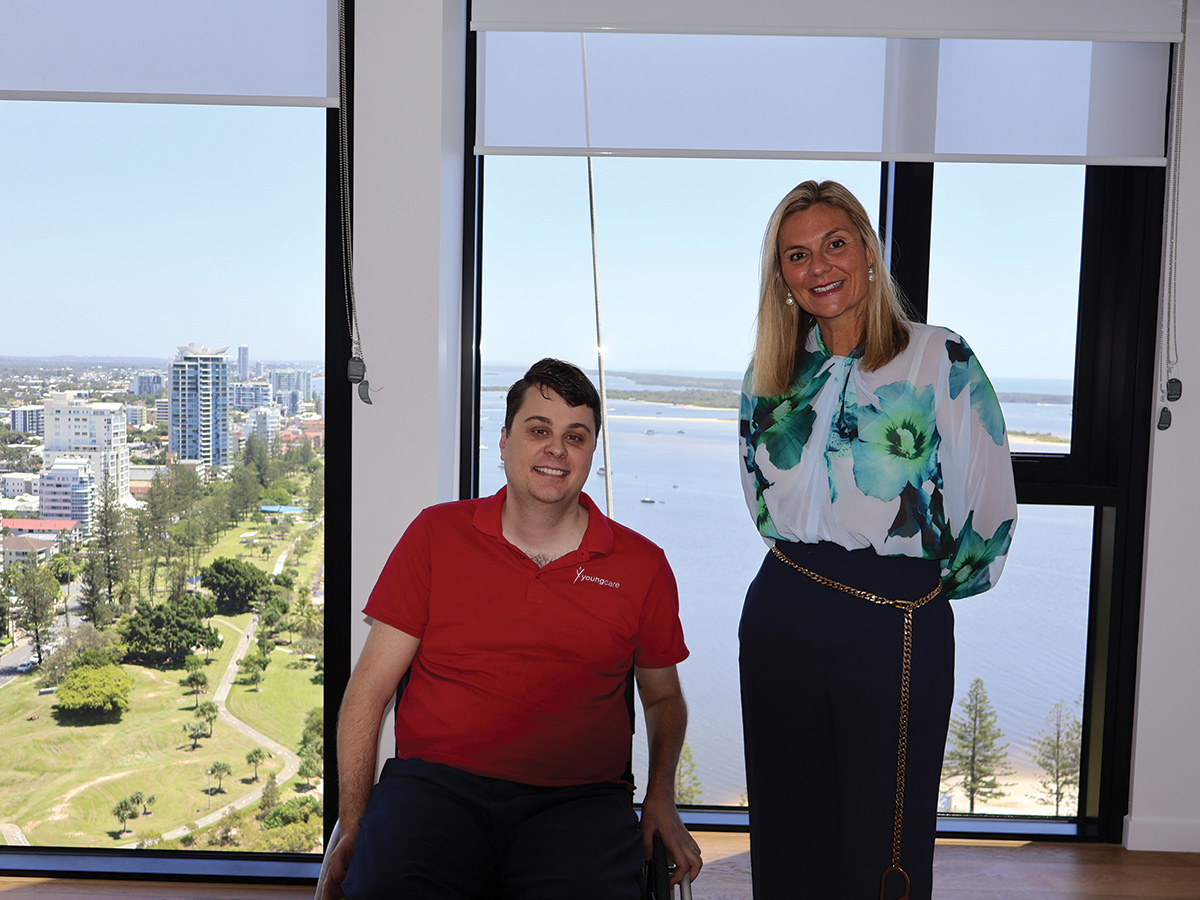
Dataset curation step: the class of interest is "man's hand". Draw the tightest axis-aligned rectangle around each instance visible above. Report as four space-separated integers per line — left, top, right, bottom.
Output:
320 826 357 900
640 791 703 885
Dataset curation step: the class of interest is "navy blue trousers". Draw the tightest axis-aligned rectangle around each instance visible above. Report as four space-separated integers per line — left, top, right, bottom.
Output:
343 757 643 900
739 542 954 900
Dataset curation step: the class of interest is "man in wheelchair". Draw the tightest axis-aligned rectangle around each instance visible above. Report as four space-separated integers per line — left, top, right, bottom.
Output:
324 359 703 899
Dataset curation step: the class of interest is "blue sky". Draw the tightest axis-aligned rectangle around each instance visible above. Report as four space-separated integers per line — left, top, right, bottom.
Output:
482 155 1084 385
0 101 326 363
2 101 1083 384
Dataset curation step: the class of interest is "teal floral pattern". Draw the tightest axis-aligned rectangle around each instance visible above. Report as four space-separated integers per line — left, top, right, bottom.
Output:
740 324 1017 600
852 381 939 501
947 336 1006 445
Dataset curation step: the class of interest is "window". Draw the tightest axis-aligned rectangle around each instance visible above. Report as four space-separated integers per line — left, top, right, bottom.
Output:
468 19 1161 840
0 1 340 879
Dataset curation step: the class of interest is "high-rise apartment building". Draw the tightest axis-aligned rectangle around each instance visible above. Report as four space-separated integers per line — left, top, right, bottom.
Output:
237 344 250 381
169 343 233 468
233 382 273 412
129 372 164 395
39 457 95 535
250 406 282 451
42 393 130 500
10 405 44 436
269 368 313 402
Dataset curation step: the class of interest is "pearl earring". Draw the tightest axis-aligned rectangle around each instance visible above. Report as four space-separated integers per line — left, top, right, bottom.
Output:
868 266 875 283
785 291 796 306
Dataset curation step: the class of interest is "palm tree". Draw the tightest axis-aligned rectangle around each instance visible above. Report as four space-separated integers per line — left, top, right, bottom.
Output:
196 700 219 737
210 761 232 792
246 747 268 781
111 798 135 835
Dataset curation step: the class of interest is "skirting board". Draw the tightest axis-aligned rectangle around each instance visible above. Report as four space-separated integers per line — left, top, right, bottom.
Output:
1124 814 1200 852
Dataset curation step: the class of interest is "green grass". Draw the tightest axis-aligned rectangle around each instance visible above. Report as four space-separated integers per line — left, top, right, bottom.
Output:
0 473 328 852
0 660 286 848
225 647 322 754
0 613 306 849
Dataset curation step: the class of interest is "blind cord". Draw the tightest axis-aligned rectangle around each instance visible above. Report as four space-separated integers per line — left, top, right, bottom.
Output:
339 0 371 404
1161 0 1187 404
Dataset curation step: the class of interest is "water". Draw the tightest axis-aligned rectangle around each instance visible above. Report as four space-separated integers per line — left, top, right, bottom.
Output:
479 370 1087 812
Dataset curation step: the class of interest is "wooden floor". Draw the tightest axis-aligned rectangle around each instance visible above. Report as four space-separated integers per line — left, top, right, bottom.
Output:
2 835 1199 899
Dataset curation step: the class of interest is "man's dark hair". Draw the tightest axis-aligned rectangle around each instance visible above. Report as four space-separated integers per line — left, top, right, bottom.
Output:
504 358 602 435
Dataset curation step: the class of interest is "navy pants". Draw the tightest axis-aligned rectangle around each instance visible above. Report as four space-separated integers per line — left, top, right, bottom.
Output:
343 757 643 900
739 542 954 900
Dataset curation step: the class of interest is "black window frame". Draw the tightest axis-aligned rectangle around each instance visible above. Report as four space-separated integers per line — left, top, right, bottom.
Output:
460 158 1163 842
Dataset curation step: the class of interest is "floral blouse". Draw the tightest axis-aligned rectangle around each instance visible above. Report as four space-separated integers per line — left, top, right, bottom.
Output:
740 323 1017 599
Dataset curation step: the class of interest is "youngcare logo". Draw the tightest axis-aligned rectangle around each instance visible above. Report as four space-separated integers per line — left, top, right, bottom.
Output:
574 566 620 589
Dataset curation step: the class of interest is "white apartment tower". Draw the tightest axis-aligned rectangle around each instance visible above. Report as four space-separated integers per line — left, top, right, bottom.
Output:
42 393 130 500
39 457 96 535
170 343 233 468
237 344 250 381
250 405 282 452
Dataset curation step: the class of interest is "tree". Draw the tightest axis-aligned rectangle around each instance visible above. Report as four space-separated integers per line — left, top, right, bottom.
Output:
942 678 1014 813
196 700 219 738
141 794 156 816
305 464 325 518
183 670 209 707
120 596 216 664
208 806 242 846
210 760 233 792
55 663 134 715
7 563 59 663
256 630 276 659
200 557 271 615
1030 699 1082 816
39 622 124 686
230 463 261 521
238 653 270 690
111 797 136 836
297 748 322 789
675 741 704 804
78 555 115 629
91 479 133 606
182 721 207 750
246 747 268 781
128 791 145 819
300 707 324 760
257 772 280 819
47 552 80 591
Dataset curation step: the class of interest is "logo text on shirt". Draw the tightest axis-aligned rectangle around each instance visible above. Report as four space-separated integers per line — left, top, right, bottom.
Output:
574 566 620 589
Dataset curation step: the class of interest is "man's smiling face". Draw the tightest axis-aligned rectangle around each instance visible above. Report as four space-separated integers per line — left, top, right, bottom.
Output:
499 386 596 510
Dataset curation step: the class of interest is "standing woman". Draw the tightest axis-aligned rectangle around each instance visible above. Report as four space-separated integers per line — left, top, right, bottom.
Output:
738 180 1017 900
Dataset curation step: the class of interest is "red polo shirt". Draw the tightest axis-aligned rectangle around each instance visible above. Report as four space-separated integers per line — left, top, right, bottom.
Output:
364 488 689 787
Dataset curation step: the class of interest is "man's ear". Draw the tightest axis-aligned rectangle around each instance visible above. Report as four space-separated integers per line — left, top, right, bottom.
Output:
499 428 508 453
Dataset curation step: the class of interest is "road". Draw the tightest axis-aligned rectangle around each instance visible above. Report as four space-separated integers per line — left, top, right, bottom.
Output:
1 587 311 847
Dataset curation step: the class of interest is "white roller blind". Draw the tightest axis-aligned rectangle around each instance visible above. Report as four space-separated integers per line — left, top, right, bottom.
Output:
476 32 1171 164
0 0 335 106
472 0 1184 42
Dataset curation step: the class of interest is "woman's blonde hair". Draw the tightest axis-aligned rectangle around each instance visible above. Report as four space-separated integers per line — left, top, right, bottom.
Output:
751 180 912 396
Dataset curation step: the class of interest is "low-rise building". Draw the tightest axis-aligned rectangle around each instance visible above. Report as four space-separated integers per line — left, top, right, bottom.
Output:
1 517 82 543
1 473 38 498
1 534 57 568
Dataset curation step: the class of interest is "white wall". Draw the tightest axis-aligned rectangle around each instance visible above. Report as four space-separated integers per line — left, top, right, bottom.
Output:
351 0 467 773
352 0 1200 851
1124 6 1200 854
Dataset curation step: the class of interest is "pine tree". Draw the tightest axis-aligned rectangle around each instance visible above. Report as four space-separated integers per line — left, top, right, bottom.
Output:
674 741 704 804
1030 699 1082 816
257 772 281 819
941 677 1014 812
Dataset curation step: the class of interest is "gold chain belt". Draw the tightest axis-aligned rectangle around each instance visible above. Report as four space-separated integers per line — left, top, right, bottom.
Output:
769 545 942 900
